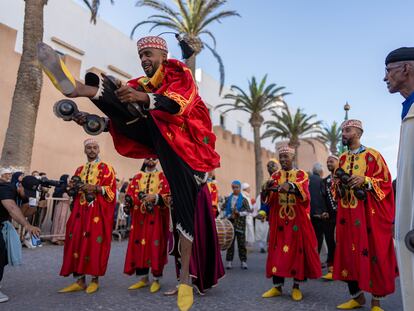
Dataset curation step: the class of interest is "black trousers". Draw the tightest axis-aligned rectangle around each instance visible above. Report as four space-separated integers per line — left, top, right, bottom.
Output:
0 229 6 282
135 267 162 278
272 276 305 286
346 281 384 299
311 217 336 266
225 226 247 262
92 83 199 240
347 281 361 297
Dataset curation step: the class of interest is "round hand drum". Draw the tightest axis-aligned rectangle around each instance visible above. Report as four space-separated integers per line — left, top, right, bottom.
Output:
215 218 234 251
405 230 414 253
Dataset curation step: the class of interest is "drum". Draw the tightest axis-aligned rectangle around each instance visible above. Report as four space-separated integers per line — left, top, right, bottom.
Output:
215 218 234 251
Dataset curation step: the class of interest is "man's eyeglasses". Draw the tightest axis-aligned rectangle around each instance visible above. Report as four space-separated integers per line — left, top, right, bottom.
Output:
385 64 405 74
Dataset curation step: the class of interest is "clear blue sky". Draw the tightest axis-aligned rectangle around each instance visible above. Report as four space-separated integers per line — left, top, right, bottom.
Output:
75 0 414 176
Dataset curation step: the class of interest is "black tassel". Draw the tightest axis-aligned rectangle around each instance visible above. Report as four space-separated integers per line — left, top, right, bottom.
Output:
175 34 194 60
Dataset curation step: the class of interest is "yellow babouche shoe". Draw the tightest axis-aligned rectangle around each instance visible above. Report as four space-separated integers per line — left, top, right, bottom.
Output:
85 282 99 294
322 266 334 280
37 42 76 95
58 282 85 293
322 272 333 280
371 307 384 311
262 287 282 298
177 284 193 311
291 288 303 301
337 299 363 309
150 280 161 293
128 280 148 290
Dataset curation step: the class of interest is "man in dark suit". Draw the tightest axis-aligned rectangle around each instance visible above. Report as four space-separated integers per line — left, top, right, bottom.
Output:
309 163 328 258
320 155 339 280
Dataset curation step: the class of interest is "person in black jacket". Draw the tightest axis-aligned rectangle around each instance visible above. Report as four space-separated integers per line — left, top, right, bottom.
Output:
320 155 339 280
309 163 328 254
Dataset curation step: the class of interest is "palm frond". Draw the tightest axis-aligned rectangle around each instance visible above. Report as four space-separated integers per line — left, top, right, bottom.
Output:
83 0 114 24
199 30 217 48
204 42 224 94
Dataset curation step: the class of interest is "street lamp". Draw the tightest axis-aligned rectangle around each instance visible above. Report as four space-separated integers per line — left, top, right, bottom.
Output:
344 102 351 121
339 102 351 153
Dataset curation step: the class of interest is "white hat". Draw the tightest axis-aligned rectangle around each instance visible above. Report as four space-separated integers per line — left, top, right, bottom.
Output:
242 182 250 190
0 167 12 175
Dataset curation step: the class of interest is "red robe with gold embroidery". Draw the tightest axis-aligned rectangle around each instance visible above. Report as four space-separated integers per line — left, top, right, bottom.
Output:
265 169 321 280
333 147 397 296
60 161 116 277
124 170 170 276
108 59 220 172
207 181 219 218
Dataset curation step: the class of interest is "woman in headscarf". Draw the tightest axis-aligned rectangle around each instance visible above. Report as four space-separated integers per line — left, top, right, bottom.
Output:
51 174 70 245
241 183 255 248
224 180 251 270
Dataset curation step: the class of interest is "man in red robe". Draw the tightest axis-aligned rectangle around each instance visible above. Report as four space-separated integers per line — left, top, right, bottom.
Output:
59 139 116 294
38 36 223 311
333 120 397 311
207 171 219 218
259 146 321 302
123 158 170 293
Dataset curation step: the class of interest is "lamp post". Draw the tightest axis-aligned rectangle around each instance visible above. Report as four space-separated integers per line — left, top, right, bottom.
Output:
339 102 351 153
344 101 350 121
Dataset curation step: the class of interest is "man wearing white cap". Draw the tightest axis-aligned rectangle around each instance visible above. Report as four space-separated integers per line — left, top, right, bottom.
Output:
58 139 116 295
333 120 397 311
0 169 12 183
254 159 279 253
241 183 255 248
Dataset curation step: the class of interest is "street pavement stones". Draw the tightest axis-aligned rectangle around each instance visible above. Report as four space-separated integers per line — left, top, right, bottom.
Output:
2 242 403 311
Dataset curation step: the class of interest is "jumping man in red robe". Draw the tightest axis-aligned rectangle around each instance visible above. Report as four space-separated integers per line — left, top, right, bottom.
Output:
259 145 321 302
123 158 170 293
59 139 116 294
333 120 397 311
38 35 224 311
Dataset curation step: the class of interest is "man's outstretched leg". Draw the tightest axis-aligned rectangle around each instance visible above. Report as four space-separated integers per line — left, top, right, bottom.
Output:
37 42 98 98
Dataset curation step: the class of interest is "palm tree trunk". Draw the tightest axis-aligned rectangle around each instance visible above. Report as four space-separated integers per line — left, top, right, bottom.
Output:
330 144 338 155
252 124 264 197
185 54 196 78
294 146 299 168
0 0 47 171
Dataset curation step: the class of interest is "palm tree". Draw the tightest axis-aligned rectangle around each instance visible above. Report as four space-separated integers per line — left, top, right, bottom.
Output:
130 0 239 93
318 121 341 155
262 106 322 166
0 0 48 171
215 75 289 196
0 0 112 171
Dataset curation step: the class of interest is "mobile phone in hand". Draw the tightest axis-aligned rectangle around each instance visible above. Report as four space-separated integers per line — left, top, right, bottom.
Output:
31 235 42 247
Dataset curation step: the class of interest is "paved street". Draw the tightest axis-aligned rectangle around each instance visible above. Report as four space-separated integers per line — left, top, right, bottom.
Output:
2 242 403 311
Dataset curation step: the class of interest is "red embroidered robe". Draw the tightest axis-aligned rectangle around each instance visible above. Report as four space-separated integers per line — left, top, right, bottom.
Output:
124 170 170 275
264 169 321 280
60 161 116 276
207 181 219 218
333 147 397 296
